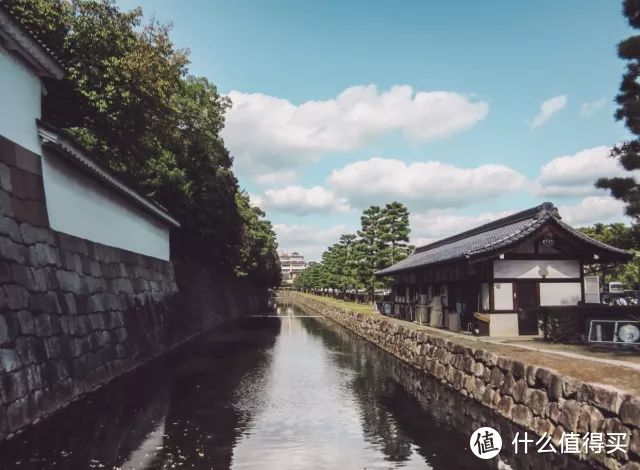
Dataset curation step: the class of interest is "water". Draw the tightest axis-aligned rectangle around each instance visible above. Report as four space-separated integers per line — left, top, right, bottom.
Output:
0 303 589 469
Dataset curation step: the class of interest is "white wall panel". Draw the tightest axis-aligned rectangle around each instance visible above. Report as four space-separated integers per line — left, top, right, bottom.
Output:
42 151 171 260
539 283 582 306
493 282 513 310
493 260 580 279
0 48 42 153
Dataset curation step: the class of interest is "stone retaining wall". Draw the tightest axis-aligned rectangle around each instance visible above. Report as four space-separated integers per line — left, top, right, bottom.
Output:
281 292 640 470
0 135 265 441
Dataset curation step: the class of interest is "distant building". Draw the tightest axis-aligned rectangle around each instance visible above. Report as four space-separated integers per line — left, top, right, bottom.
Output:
280 251 307 285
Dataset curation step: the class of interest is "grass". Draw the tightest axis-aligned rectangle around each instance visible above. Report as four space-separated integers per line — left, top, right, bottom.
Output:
297 292 378 315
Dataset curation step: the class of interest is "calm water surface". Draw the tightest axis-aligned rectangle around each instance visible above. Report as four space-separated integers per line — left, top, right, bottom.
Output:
0 303 589 470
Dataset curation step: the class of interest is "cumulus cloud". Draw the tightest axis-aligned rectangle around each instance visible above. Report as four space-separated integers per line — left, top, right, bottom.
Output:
558 196 627 226
328 157 527 211
261 186 352 215
274 223 349 261
531 95 567 128
254 170 297 186
223 85 489 178
535 146 628 197
408 197 627 250
580 98 607 117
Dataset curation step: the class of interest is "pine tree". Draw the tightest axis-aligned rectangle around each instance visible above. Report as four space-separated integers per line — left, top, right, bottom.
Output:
596 0 640 219
379 201 411 265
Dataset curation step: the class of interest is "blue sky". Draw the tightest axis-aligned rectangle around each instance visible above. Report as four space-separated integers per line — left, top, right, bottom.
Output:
119 0 634 260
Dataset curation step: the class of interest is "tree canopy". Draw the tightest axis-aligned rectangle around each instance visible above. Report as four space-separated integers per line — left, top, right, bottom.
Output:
596 0 640 220
293 202 413 300
7 0 280 286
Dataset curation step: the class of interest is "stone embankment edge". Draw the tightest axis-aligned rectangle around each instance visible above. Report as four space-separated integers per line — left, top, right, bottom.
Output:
280 291 640 470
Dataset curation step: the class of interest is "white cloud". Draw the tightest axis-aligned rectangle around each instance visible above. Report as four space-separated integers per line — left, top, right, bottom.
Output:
531 95 567 128
580 98 607 117
274 223 349 261
410 210 514 247
535 146 628 197
328 157 527 210
558 196 627 226
223 85 489 179
254 170 298 186
261 186 352 215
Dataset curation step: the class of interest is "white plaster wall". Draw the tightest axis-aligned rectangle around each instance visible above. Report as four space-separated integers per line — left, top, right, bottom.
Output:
41 150 171 260
493 260 580 279
493 282 513 310
539 282 582 306
489 313 518 336
0 47 42 153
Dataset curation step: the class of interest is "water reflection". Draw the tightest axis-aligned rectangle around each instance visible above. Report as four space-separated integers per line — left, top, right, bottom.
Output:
0 305 589 470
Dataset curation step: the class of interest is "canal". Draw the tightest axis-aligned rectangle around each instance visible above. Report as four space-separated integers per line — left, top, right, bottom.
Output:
0 303 589 469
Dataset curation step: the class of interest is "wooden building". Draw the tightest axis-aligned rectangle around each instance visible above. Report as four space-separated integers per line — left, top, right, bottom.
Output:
375 202 631 336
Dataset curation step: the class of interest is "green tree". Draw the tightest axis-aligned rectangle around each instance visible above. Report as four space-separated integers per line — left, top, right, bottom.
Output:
579 222 640 288
8 0 280 286
596 0 640 220
379 201 412 265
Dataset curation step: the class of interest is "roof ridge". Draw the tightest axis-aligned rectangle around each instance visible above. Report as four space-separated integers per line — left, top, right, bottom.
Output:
414 202 556 254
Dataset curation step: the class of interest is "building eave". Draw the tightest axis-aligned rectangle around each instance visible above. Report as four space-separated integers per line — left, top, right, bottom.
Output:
38 122 180 228
0 7 65 79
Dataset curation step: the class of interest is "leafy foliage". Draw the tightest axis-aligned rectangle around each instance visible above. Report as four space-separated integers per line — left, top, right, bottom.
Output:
7 0 280 285
293 202 414 300
596 0 640 220
579 223 640 288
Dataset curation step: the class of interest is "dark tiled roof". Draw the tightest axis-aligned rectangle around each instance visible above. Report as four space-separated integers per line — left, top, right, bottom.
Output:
375 202 631 276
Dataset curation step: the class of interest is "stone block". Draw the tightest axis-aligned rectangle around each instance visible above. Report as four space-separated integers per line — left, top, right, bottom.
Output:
1 284 29 310
14 146 41 175
525 388 549 418
0 314 10 346
510 360 526 379
19 223 53 245
535 367 555 387
497 356 513 372
0 236 26 263
28 243 58 268
25 364 43 392
490 367 505 389
578 383 625 414
4 369 27 403
11 198 47 226
620 396 640 429
0 260 10 284
559 399 581 431
0 190 12 216
0 215 20 242
0 162 11 192
7 396 28 432
497 395 514 417
548 373 563 401
512 379 528 404
16 310 34 335
500 372 516 396
533 416 555 438
55 270 82 294
44 337 62 359
0 348 20 372
511 404 534 428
